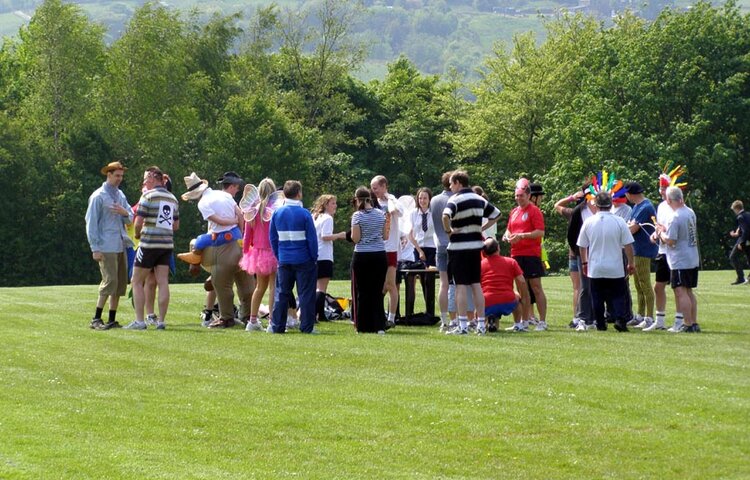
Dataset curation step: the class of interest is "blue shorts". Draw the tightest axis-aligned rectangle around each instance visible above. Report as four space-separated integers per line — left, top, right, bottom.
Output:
569 257 579 273
485 301 519 317
437 247 449 272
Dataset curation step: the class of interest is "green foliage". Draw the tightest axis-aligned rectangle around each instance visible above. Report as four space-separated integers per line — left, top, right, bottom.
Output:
0 0 749 285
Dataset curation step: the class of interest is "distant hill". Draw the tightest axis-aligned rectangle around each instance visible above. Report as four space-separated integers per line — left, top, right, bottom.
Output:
1 0 748 80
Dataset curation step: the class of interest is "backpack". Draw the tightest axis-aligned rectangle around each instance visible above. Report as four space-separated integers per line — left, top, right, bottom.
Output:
324 293 351 320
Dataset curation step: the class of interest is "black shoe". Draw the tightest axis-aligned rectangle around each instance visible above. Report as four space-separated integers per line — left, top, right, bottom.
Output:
614 320 628 332
694 323 701 332
90 318 105 330
487 315 498 333
731 279 745 285
101 320 122 330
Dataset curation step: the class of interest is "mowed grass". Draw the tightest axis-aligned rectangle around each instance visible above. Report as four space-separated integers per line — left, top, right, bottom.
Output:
0 271 748 479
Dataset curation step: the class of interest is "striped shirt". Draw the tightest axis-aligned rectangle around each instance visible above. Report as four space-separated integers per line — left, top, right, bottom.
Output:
352 208 386 253
443 188 500 251
136 187 179 249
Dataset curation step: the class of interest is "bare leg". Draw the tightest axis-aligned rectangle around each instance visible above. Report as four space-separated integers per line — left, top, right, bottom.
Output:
384 265 398 315
153 265 170 322
528 277 547 321
131 266 150 322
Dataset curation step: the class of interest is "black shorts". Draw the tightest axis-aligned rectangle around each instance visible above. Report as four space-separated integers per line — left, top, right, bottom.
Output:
513 256 545 279
654 254 671 283
671 268 699 289
414 247 437 267
317 260 333 279
134 247 172 269
448 249 482 285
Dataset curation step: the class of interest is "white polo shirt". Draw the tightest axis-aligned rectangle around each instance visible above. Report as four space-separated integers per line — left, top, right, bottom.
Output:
198 188 237 233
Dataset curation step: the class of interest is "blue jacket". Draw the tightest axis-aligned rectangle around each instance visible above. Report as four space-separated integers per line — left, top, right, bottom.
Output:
270 199 318 264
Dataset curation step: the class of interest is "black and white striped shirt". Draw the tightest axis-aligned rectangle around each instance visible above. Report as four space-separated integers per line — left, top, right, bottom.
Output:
352 208 386 253
443 188 500 251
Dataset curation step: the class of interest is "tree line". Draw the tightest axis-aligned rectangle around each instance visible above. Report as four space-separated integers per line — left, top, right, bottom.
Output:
0 0 747 286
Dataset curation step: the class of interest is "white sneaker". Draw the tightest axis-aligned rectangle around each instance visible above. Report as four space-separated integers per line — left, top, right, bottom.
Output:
266 323 274 333
476 326 487 336
575 322 588 332
245 321 262 332
534 321 548 331
155 321 166 330
439 323 451 333
635 317 653 329
667 321 684 333
124 320 146 330
286 316 298 330
445 326 468 335
528 315 539 326
643 319 665 331
145 314 159 326
377 330 385 335
627 314 643 327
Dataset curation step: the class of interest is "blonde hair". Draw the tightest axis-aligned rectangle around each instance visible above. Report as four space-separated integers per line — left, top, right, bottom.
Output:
312 194 336 219
257 177 276 220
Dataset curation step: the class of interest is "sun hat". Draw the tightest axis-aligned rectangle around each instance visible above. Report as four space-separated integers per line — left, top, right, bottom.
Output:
181 172 209 201
100 161 127 175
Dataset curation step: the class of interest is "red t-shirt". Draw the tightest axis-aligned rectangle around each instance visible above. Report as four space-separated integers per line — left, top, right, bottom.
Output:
507 204 544 257
481 255 523 305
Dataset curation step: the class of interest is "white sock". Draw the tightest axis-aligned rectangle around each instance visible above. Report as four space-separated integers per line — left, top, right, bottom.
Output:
674 313 684 326
458 316 468 330
387 312 395 322
656 311 665 324
477 317 486 329
440 312 449 325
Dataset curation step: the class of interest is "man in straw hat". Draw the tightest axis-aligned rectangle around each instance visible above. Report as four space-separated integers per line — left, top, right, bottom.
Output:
125 166 180 330
181 171 252 329
86 161 134 330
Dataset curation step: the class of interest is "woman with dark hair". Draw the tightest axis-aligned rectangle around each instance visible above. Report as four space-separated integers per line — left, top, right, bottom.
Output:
350 186 387 333
408 187 436 267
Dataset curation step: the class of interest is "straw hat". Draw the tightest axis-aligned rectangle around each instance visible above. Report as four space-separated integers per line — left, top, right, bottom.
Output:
100 161 127 175
181 172 209 201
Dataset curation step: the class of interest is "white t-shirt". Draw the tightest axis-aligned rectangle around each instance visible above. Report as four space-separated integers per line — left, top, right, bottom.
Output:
377 193 403 253
577 211 634 278
315 213 334 262
198 188 237 233
656 200 674 255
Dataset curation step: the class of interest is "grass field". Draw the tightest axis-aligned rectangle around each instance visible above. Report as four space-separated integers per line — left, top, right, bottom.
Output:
0 271 748 479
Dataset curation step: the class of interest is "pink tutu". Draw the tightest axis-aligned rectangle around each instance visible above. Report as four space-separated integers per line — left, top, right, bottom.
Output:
239 247 277 276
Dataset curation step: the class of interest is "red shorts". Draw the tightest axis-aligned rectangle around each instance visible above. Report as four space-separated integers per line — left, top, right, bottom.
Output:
386 251 398 268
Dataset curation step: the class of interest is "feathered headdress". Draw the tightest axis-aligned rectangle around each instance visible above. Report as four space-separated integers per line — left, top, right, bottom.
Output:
659 163 688 190
239 184 284 222
584 170 627 204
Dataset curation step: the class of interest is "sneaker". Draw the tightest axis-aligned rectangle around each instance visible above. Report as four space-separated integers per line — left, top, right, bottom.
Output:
439 323 451 333
266 323 274 333
145 314 159 326
101 320 122 330
377 330 386 335
476 326 487 336
667 321 684 333
575 322 588 332
635 317 653 329
643 319 666 331
534 321 548 331
614 320 629 332
200 309 213 328
568 318 580 329
156 321 166 330
245 321 262 332
468 320 478 332
286 316 298 330
528 315 539 326
627 314 643 327
124 320 147 330
385 319 396 330
730 279 745 285
693 323 701 332
90 318 105 330
445 326 468 335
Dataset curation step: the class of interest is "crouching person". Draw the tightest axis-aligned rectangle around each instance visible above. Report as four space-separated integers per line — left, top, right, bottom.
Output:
480 238 530 332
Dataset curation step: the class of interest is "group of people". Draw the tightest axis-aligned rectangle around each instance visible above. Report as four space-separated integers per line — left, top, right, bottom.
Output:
85 160 718 335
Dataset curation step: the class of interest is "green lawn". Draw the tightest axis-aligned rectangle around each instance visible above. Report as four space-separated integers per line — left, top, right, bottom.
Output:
0 271 748 479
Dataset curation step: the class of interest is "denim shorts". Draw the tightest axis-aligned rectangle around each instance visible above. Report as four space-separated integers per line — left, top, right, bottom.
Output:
569 257 579 273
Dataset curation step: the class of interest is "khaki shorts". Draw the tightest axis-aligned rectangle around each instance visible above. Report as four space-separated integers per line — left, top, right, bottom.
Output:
98 252 127 297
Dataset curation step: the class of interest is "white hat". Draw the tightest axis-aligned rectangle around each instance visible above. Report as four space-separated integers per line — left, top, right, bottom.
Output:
181 172 209 201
